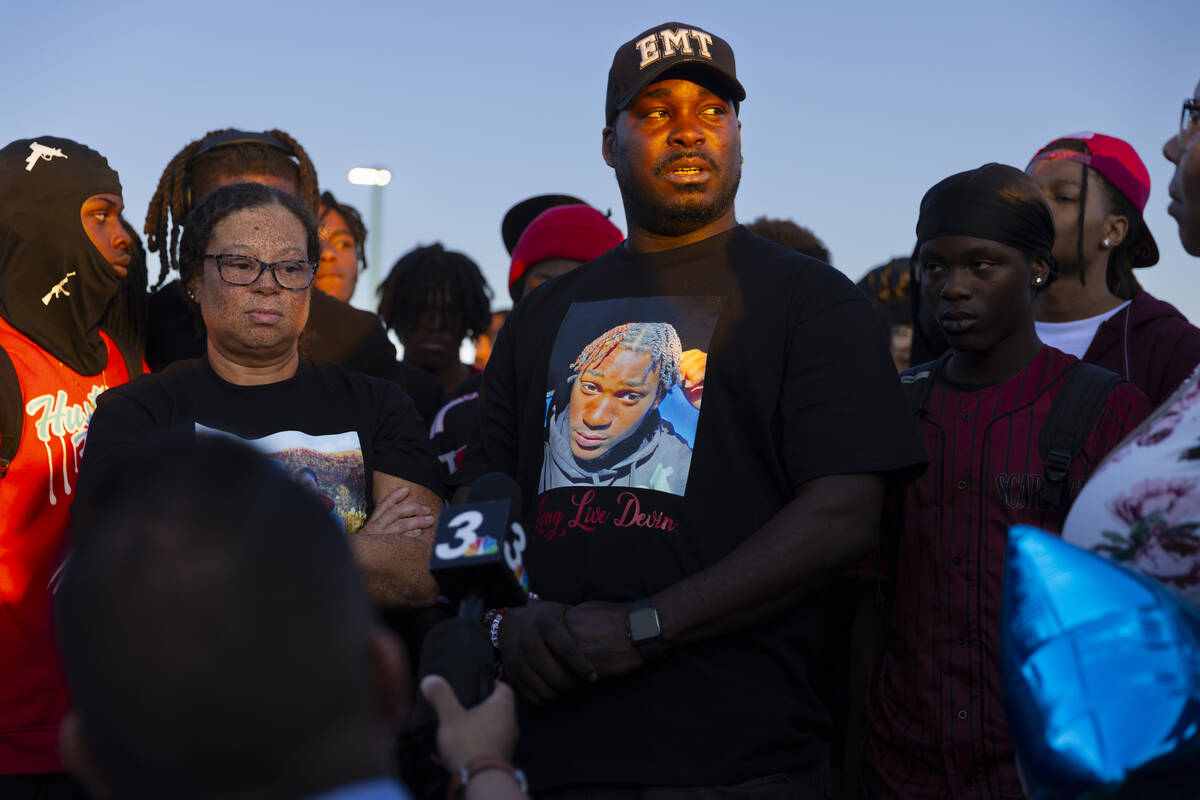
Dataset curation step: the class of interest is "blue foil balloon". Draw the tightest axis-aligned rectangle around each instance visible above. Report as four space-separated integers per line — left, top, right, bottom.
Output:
1002 526 1200 798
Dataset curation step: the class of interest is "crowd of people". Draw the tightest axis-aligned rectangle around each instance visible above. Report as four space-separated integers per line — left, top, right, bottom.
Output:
0 18 1198 800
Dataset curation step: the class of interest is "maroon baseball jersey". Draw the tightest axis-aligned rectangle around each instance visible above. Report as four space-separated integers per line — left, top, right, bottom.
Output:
864 345 1150 799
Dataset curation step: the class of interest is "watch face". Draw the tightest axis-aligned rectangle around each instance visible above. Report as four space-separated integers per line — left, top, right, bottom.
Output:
628 606 661 642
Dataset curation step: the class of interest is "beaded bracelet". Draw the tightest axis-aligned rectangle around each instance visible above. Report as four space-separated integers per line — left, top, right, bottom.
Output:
485 592 540 650
489 608 508 649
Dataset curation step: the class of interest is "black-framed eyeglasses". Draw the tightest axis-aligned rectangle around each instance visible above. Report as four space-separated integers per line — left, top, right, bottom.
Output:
205 254 317 290
1181 98 1200 145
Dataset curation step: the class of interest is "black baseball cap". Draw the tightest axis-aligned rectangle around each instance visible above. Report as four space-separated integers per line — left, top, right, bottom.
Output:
605 22 746 124
501 194 587 254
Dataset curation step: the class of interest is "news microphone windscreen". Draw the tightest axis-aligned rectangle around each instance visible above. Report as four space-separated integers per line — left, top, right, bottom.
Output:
409 617 496 733
468 472 523 514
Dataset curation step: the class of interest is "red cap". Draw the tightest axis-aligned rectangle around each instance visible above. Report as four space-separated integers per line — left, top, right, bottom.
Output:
508 205 624 299
1027 132 1159 267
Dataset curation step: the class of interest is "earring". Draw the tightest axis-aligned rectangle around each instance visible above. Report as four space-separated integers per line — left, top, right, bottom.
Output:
1102 237 1111 247
1033 276 1044 285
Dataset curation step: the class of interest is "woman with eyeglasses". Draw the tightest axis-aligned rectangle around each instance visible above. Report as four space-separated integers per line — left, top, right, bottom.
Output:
77 182 446 609
1059 86 1200 610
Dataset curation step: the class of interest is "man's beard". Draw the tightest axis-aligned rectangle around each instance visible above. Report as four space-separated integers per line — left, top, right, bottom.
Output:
617 158 741 238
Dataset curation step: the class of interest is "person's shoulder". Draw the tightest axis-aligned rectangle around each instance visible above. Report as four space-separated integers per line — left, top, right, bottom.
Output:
430 390 479 437
307 359 419 411
1129 290 1192 324
1128 291 1200 343
1027 345 1082 393
733 227 867 309
1043 347 1145 416
107 357 202 398
734 226 844 274
92 358 205 425
1105 378 1152 412
307 358 388 390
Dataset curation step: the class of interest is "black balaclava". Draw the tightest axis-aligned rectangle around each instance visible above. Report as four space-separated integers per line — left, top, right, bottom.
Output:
915 162 1057 270
0 136 123 375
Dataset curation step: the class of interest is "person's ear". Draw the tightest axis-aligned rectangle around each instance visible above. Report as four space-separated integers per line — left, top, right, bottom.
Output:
368 625 410 727
1030 257 1051 287
1101 213 1130 251
185 276 201 306
601 126 616 169
59 710 113 798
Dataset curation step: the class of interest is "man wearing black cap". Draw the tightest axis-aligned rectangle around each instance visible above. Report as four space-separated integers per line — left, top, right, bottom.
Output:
851 164 1150 799
477 23 924 797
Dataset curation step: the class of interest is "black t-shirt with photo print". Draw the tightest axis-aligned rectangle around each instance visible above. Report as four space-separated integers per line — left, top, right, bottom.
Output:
480 225 925 789
78 357 445 532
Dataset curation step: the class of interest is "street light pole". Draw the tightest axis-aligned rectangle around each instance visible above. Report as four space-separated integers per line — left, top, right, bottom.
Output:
347 166 392 311
368 183 384 295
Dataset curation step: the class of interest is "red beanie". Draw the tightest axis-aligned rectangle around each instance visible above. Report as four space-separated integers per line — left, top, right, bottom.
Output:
508 205 624 300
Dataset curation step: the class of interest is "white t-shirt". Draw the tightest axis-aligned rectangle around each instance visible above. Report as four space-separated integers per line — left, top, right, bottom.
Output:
1062 365 1200 609
1035 300 1131 359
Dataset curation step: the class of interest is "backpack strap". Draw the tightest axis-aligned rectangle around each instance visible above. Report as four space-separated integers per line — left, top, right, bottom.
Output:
899 359 943 416
0 345 21 479
1038 362 1124 513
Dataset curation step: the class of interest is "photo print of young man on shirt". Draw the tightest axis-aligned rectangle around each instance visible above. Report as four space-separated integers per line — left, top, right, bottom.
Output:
538 296 719 496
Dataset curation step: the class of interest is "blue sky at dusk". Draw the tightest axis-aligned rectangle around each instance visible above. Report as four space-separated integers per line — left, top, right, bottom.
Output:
6 0 1197 319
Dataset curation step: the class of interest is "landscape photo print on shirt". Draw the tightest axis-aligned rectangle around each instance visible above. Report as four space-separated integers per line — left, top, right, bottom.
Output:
537 295 721 497
195 425 366 533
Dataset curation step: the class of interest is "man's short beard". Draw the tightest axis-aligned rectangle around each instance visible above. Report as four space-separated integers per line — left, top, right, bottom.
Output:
617 165 741 238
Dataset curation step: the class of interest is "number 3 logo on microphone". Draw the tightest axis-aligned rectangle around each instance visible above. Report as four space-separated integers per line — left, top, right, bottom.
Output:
504 522 526 571
435 510 493 559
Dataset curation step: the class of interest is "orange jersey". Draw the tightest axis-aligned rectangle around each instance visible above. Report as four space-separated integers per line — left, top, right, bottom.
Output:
0 316 136 773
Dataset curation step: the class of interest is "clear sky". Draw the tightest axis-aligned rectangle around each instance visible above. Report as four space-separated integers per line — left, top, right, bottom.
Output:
5 0 1198 320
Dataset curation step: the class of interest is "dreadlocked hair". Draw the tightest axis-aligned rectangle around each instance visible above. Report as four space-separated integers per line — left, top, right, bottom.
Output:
319 190 368 273
571 322 682 400
1095 176 1143 299
1041 138 1142 299
377 243 493 342
143 129 319 290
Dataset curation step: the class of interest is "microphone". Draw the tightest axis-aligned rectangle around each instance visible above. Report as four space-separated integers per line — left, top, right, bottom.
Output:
428 472 531 618
409 473 531 735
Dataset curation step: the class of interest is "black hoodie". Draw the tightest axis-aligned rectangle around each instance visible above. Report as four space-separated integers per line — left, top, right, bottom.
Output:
0 136 123 375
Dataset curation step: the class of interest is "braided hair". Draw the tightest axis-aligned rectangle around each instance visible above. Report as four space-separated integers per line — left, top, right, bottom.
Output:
143 129 319 289
377 243 493 342
319 190 368 274
1039 138 1142 298
571 322 682 400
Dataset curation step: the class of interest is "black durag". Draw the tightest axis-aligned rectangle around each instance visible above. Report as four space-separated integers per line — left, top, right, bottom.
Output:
915 162 1056 263
0 136 123 375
